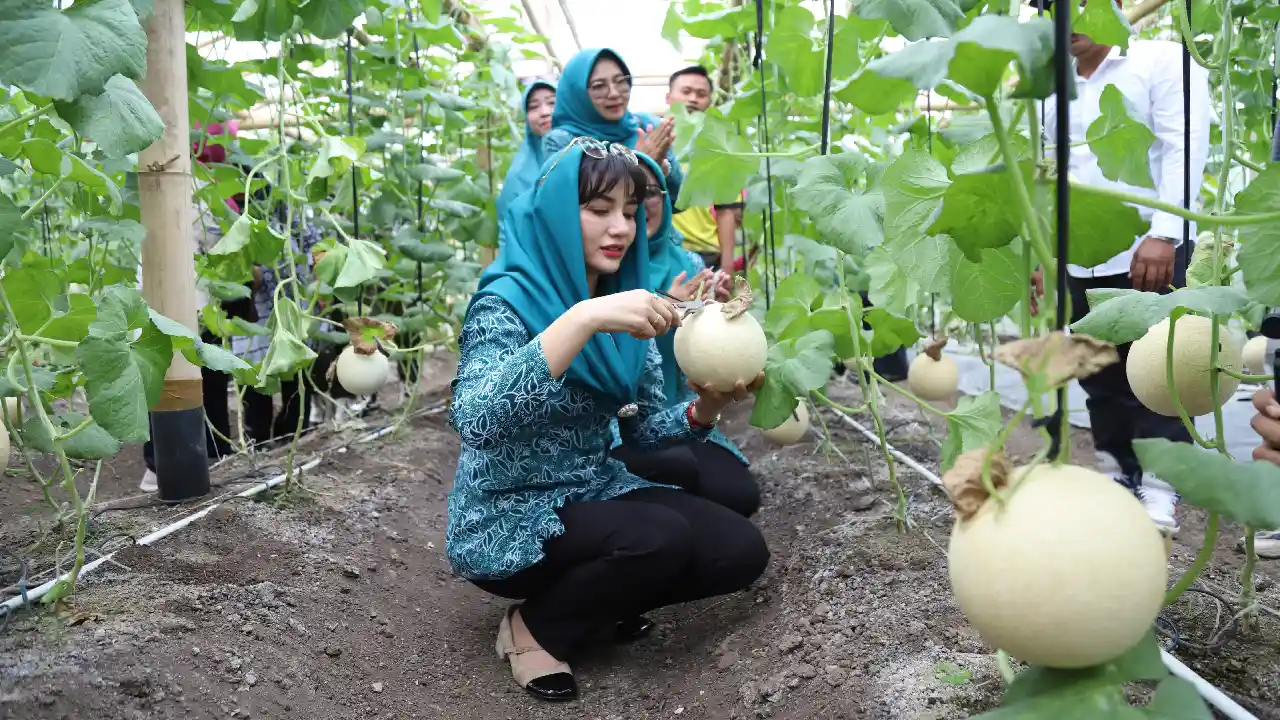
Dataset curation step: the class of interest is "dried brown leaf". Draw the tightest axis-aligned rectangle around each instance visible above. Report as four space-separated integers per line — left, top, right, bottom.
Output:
942 448 1012 521
993 331 1118 388
721 276 754 319
344 317 398 355
923 336 949 362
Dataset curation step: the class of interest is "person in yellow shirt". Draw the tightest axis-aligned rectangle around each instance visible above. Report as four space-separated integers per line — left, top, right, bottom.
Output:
666 65 741 271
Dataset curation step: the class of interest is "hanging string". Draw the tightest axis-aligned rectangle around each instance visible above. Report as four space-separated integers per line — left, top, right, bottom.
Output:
346 29 365 317
926 93 937 338
753 0 777 308
409 6 426 306
819 0 836 155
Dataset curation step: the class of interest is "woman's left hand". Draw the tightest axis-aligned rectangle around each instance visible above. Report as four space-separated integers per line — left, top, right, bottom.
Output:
711 272 732 302
689 372 766 421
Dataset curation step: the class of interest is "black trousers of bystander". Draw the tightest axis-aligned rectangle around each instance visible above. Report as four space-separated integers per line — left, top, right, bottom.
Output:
474 487 769 661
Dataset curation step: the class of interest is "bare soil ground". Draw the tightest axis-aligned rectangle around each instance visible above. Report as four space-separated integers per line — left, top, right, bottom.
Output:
1 357 1277 720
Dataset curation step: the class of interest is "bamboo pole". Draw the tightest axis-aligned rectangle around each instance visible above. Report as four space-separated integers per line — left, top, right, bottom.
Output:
139 0 211 501
1125 0 1170 25
520 0 564 69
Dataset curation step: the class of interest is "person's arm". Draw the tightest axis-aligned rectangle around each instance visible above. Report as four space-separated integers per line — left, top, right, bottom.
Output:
1146 47 1212 245
712 203 742 271
449 295 587 449
542 129 569 159
617 341 713 450
1251 387 1280 464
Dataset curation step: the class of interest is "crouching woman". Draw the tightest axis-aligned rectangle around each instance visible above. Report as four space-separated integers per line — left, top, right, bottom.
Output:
446 140 769 702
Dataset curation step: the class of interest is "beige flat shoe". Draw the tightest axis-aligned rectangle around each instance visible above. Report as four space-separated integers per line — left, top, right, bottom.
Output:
495 604 578 702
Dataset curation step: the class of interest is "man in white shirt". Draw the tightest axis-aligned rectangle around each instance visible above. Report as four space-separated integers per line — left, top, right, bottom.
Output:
1032 0 1211 535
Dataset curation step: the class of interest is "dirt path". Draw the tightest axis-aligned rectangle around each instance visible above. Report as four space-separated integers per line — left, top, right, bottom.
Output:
1 360 1277 720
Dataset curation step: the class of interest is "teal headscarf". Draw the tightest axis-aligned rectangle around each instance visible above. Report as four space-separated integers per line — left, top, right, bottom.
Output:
552 49 642 145
474 144 652 405
496 80 556 243
637 153 699 403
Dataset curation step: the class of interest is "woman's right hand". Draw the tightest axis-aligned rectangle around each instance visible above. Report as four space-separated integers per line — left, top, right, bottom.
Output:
635 117 675 162
577 289 681 340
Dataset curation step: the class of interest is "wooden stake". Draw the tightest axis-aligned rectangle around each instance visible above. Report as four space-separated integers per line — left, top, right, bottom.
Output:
139 0 210 501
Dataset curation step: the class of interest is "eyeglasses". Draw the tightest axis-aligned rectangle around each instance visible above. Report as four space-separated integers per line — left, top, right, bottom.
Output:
645 185 666 199
587 75 632 98
539 136 638 184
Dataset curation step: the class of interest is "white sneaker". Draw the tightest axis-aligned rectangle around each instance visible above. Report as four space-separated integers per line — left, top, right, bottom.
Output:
1095 451 1129 486
1136 473 1179 535
1239 530 1280 559
139 469 158 493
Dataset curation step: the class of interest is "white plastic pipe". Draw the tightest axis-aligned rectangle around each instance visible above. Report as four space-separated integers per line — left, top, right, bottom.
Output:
1 407 444 615
821 405 1259 720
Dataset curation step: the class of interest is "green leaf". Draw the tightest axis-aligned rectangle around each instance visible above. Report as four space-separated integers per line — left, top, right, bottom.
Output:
1061 186 1150 268
864 308 921 356
54 75 163 158
334 238 387 288
1133 439 1280 529
930 170 1022 260
750 331 836 430
764 273 823 341
77 325 172 443
261 324 317 379
940 392 1003 471
881 149 950 234
429 198 480 218
862 16 1055 99
855 0 964 40
790 153 883 253
394 235 454 264
1073 0 1132 50
1235 167 1280 306
306 135 364 185
1070 287 1251 345
44 294 97 342
952 132 1030 175
0 194 27 262
231 0 299 41
1 267 61 333
297 0 365 38
410 164 465 183
21 411 122 460
978 633 1169 719
208 215 287 265
949 244 1023 323
1143 678 1212 719
768 6 824 97
675 109 760 208
834 69 918 116
149 310 254 380
1086 85 1155 189
89 286 152 338
679 6 750 39
0 0 147 102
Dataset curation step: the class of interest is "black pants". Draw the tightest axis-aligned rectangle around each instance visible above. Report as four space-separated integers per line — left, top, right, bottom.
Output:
244 378 311 446
474 487 769 660
612 442 760 517
1046 262 1193 477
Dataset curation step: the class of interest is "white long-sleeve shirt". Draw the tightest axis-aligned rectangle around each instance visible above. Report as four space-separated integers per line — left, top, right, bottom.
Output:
1042 40 1211 278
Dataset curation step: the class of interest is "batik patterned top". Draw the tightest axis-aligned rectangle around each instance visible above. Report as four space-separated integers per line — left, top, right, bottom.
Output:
446 295 712 580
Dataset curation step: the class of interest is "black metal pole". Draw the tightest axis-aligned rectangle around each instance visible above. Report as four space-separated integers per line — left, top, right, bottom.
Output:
1052 0 1073 458
346 30 365 317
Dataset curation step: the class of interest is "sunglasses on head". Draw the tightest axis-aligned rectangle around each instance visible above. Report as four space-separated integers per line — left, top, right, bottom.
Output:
539 136 638 184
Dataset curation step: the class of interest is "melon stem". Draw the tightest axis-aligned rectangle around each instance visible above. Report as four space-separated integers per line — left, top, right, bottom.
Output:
1162 309 1214 449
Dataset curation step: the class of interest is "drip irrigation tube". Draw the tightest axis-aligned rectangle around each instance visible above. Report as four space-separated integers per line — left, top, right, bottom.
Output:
0 405 448 617
820 405 1258 720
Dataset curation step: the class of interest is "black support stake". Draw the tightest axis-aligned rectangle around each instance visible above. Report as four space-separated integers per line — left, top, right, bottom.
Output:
346 30 365 318
1052 0 1073 459
753 0 777 309
819 0 836 155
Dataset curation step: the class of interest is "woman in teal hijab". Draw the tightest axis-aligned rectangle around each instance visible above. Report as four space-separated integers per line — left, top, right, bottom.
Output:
496 80 556 248
608 155 760 519
544 48 684 201
448 140 768 703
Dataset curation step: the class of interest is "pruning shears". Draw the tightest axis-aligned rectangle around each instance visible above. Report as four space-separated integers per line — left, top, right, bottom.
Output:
654 289 707 319
654 269 726 320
